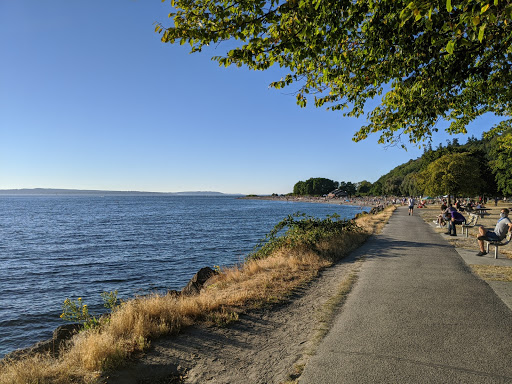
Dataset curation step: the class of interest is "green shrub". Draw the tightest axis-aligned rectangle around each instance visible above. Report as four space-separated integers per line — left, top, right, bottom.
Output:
248 212 361 260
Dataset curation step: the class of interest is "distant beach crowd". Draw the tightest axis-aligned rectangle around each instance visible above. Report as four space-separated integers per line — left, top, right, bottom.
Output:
241 195 403 210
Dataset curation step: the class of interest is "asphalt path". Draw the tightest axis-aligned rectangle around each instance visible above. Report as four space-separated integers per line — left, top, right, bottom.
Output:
299 206 512 384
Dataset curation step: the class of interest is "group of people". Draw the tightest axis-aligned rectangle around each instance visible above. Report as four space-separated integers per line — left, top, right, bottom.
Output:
431 202 512 256
433 203 466 236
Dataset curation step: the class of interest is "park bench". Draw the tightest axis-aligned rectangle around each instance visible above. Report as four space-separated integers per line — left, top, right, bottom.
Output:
461 213 479 237
474 207 491 218
485 231 512 259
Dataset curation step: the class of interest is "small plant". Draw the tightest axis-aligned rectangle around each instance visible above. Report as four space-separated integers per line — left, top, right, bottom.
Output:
61 291 120 330
101 290 120 311
60 297 99 330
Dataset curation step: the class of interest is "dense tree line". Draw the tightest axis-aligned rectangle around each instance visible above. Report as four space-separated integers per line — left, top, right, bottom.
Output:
293 178 338 196
293 132 512 197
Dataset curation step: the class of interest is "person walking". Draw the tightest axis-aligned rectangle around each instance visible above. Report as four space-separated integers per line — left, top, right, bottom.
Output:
408 197 415 216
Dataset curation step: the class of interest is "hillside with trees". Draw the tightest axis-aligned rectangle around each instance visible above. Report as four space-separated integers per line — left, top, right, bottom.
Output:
293 132 512 198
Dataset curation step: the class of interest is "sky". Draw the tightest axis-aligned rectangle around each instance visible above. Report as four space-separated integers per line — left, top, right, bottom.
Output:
0 1 502 195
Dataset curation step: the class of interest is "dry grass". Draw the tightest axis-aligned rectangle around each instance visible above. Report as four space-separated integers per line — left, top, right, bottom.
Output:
470 265 512 282
0 206 395 384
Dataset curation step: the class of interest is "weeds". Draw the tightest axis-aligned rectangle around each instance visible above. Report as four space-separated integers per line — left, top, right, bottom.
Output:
249 212 361 261
60 291 120 331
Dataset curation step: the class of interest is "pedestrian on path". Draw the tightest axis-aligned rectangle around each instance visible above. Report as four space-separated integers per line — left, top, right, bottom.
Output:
408 197 415 215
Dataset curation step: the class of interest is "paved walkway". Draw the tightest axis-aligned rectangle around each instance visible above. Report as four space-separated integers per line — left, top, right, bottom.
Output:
300 206 512 384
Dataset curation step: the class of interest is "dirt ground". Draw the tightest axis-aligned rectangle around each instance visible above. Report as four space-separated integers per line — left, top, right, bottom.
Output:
104 251 365 384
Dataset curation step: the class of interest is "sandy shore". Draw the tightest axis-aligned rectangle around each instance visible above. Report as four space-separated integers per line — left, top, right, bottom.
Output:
240 195 398 209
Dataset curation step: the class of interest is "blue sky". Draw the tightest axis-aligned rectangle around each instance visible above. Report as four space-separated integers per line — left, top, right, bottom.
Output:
0 1 499 195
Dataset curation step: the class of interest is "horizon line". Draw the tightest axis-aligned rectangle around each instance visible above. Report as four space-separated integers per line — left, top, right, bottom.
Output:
0 188 247 195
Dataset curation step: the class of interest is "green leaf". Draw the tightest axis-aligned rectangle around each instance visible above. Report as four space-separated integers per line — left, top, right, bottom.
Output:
446 40 455 54
446 0 453 12
478 24 486 42
481 4 490 14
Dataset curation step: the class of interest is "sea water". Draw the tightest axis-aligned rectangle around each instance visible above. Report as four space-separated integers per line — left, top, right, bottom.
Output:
0 195 368 358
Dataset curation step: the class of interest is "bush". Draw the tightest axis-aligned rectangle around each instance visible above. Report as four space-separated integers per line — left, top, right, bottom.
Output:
248 212 361 260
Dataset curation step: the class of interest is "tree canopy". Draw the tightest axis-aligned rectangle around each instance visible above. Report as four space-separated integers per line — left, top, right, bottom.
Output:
418 152 483 197
373 136 501 196
488 127 512 194
293 177 338 195
159 0 512 146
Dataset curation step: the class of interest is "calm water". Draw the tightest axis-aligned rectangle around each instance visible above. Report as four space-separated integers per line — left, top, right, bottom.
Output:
0 195 368 358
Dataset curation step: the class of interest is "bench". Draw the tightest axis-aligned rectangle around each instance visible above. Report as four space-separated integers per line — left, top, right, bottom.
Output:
461 213 479 237
475 208 491 218
485 231 512 259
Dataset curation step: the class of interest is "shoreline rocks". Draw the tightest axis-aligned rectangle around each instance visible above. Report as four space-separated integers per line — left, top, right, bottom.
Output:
181 267 218 296
4 323 81 360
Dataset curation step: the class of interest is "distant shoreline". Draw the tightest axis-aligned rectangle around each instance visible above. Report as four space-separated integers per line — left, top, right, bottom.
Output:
240 195 395 208
0 188 241 196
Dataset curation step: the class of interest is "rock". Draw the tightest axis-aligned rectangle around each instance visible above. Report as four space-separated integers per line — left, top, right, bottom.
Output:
166 289 181 298
181 267 218 296
355 211 369 219
5 323 81 360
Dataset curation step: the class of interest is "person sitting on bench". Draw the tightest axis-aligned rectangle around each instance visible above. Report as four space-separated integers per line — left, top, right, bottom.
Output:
476 208 512 256
434 204 448 227
445 207 465 236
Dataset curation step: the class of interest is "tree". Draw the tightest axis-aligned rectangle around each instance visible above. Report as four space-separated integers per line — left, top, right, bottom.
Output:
369 181 383 196
382 176 403 196
488 128 512 195
345 181 357 196
400 173 420 197
293 181 306 195
293 177 337 196
418 153 483 199
356 180 373 196
159 0 512 146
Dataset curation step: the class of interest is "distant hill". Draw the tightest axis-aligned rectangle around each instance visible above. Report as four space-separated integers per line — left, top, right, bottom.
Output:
172 191 229 196
0 188 241 196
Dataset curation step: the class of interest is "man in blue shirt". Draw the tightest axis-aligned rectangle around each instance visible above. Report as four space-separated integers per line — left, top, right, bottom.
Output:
476 208 512 256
